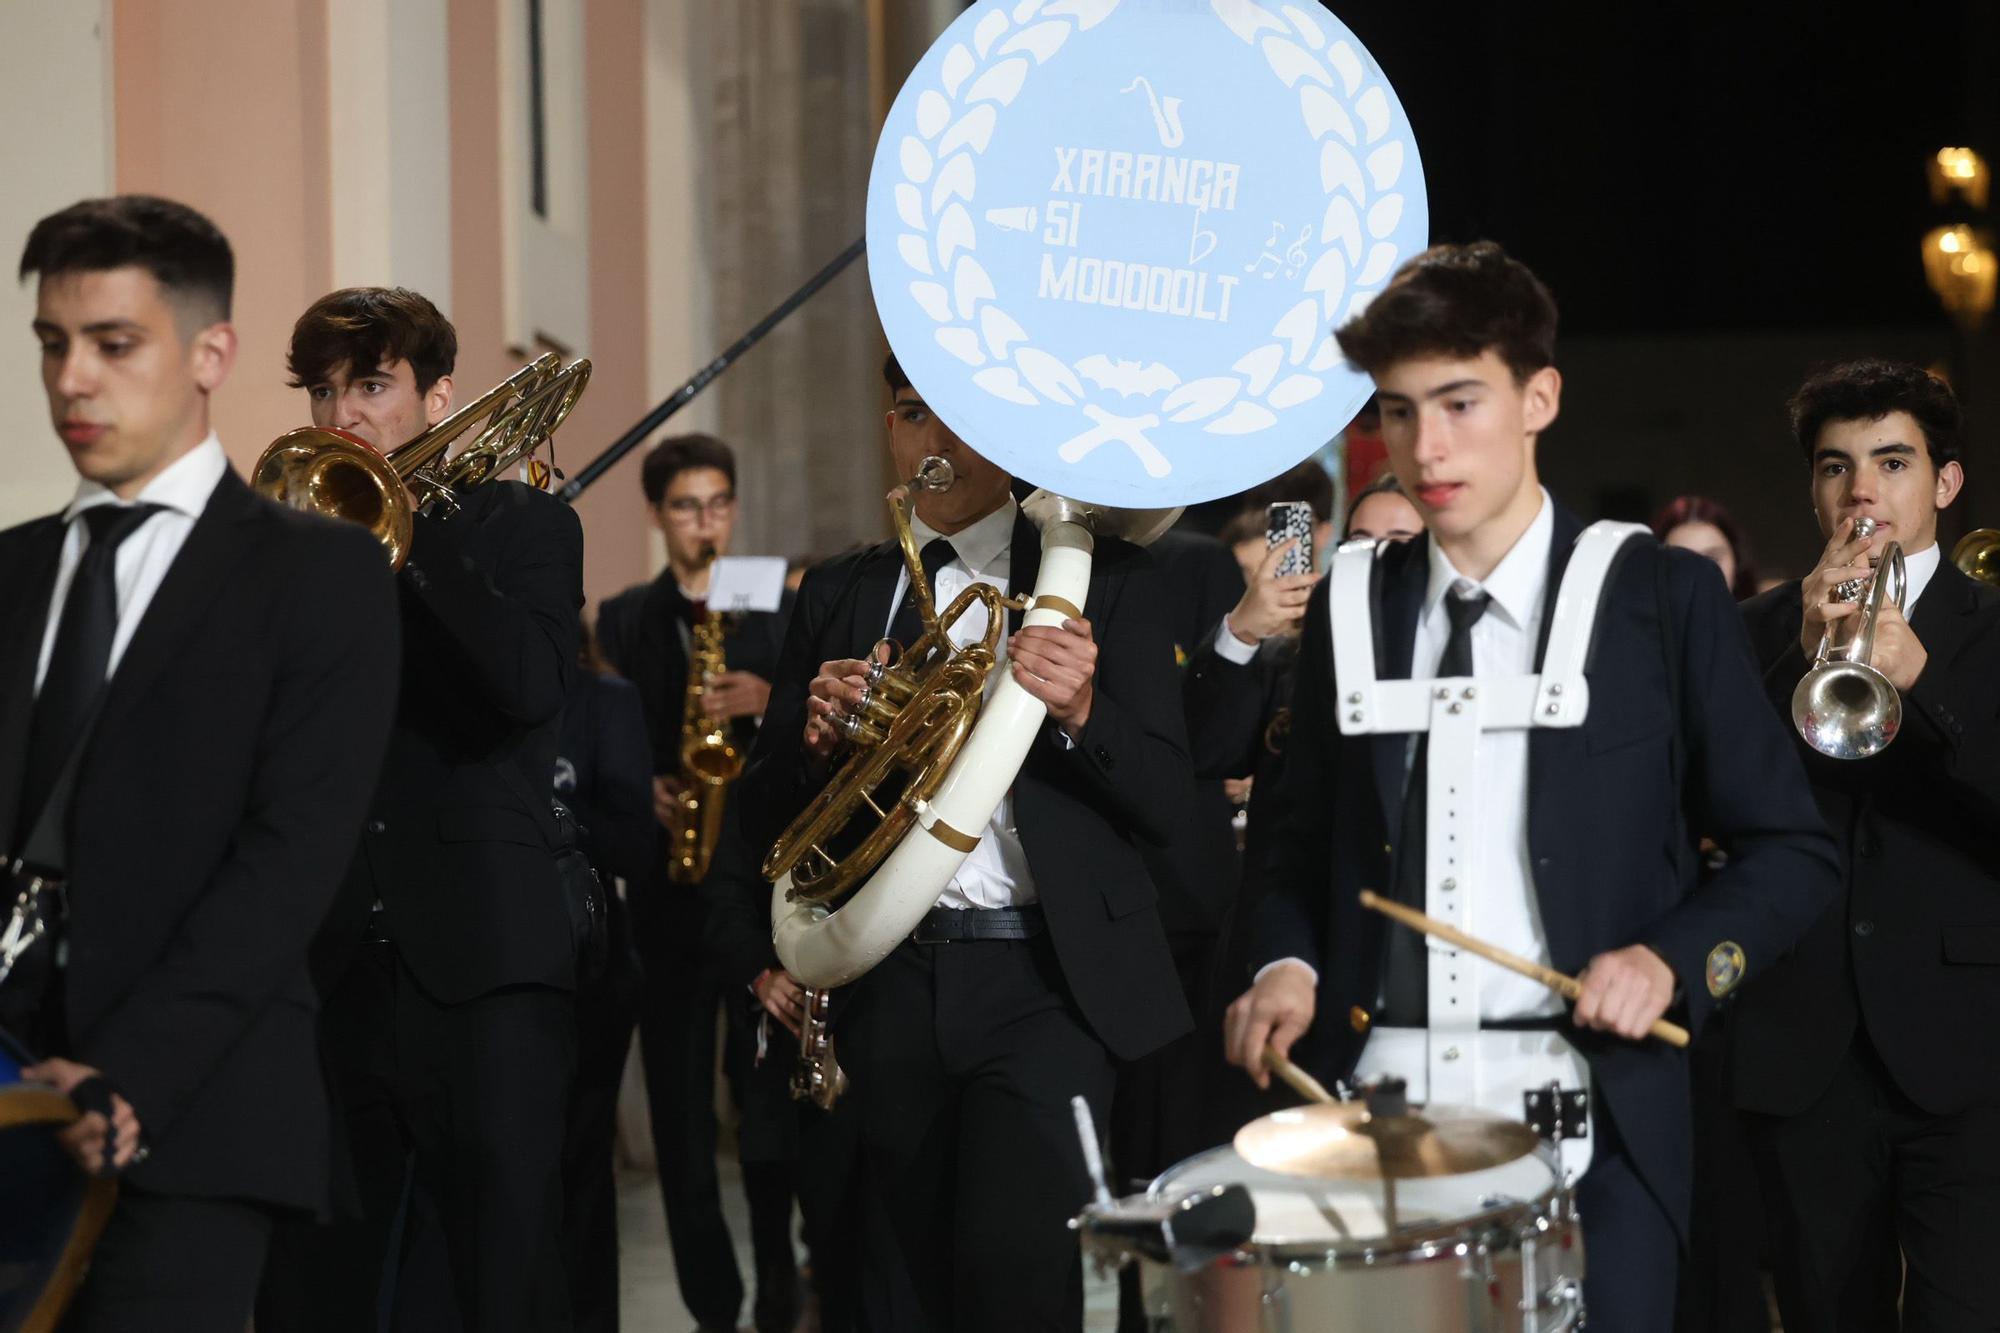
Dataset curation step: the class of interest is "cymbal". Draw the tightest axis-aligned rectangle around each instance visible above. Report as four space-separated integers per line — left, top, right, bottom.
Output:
1233 1102 1542 1181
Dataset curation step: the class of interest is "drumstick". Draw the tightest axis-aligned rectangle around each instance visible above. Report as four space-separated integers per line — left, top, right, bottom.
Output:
1262 1046 1337 1104
1359 890 1691 1049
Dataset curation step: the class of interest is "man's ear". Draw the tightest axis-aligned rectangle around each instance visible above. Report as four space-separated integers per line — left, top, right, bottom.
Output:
1522 365 1562 437
1937 458 1966 511
190 322 237 394
427 374 454 426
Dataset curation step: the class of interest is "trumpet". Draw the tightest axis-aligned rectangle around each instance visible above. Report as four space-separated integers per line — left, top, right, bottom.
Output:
1791 516 1907 760
666 558 744 884
252 352 591 569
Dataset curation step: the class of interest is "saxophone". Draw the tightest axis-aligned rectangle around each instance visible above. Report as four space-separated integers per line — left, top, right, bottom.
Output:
666 596 745 884
790 985 848 1109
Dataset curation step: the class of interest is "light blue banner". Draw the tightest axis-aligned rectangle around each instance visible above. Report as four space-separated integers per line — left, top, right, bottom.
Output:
867 0 1428 509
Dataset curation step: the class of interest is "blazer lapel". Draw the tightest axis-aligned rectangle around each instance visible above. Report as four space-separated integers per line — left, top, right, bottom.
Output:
94 472 261 736
0 519 67 854
1005 509 1042 634
1369 536 1426 834
846 540 905 657
1909 556 1978 673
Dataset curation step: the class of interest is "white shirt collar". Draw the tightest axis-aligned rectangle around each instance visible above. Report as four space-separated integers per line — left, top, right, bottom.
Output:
1901 541 1942 613
64 432 228 524
909 495 1018 575
1422 488 1555 631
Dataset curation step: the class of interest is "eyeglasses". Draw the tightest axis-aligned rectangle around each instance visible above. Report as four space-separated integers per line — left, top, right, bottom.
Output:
664 494 737 522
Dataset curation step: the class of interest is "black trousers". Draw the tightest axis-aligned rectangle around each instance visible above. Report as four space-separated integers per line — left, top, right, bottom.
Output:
720 994 804 1333
1111 932 1219 1333
564 892 645 1333
60 1188 272 1333
628 885 744 1331
1746 1036 2000 1333
1674 1014 1768 1333
844 932 1116 1333
1574 1104 1681 1333
259 941 576 1333
797 1096 866 1333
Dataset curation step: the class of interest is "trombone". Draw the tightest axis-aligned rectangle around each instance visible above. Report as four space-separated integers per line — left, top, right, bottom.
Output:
252 352 592 568
1791 516 1907 760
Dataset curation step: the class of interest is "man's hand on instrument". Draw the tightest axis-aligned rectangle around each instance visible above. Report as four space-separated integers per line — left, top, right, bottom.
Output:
1225 540 1318 645
1223 963 1317 1089
703 669 772 721
1869 600 1928 691
804 656 876 759
24 1058 142 1175
1009 618 1098 736
753 967 807 1038
1799 516 1886 660
652 774 685 827
1572 945 1676 1042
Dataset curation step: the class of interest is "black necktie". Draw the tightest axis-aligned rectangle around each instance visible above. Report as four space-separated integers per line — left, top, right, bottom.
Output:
1382 586 1492 1026
19 504 164 833
886 537 956 659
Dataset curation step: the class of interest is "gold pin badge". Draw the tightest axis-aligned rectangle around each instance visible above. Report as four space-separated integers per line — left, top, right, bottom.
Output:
1706 942 1746 998
1349 1005 1372 1033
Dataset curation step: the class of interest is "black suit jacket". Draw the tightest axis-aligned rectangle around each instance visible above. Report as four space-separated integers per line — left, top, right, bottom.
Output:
555 670 656 885
1735 560 2000 1117
321 479 584 1003
594 581 650 679
1144 530 1249 937
0 471 398 1212
627 571 793 779
738 510 1196 1061
1253 505 1839 1236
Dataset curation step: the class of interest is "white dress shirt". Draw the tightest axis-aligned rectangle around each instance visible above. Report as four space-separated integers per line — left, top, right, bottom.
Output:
885 498 1037 910
1263 490 1565 1021
34 435 229 695
1898 540 1940 616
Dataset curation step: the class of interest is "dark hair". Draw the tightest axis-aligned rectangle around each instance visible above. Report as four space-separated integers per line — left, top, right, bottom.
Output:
287 287 458 393
641 433 738 506
1335 240 1558 383
1343 471 1412 540
884 352 911 393
1244 459 1336 523
19 194 233 327
1787 359 1962 469
1651 495 1759 600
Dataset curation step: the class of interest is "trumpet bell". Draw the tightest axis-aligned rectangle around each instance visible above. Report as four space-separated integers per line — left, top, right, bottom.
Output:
1791 660 1901 760
252 427 416 568
1954 527 2000 586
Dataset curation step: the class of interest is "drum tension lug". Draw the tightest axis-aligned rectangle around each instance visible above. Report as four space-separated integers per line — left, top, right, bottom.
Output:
1522 1081 1588 1142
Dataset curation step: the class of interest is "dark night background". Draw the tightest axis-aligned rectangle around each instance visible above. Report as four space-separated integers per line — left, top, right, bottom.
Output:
1314 0 2000 577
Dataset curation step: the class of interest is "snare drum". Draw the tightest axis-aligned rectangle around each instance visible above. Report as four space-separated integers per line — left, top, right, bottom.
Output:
0 1036 116 1333
1139 1132 1581 1333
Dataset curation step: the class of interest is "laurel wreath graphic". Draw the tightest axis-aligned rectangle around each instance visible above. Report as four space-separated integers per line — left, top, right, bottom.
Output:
886 0 1412 478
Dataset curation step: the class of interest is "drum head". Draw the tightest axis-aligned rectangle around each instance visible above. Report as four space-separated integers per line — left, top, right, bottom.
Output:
0 1037 116 1333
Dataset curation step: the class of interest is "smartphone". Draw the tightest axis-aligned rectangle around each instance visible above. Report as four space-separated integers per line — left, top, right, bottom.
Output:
1266 501 1314 576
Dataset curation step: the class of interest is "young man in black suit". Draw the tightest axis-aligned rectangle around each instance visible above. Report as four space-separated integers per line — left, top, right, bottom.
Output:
737 354 1194 1332
1222 242 1839 1332
258 287 585 1333
0 196 397 1331
622 432 802 1333
1735 360 2000 1332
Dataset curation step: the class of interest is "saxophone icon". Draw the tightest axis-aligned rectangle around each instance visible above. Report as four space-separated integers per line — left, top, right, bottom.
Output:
1121 76 1185 149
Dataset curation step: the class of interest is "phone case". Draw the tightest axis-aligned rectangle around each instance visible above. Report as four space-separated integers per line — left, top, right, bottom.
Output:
1266 501 1314 576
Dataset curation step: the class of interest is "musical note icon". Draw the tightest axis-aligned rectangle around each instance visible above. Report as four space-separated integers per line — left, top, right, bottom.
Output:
1244 223 1288 279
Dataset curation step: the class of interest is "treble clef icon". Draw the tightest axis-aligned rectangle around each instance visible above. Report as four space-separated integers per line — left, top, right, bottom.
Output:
1283 225 1314 279
1121 76 1185 149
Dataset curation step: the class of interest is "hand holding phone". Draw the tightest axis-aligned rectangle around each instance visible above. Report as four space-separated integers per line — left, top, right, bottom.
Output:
1266 501 1314 577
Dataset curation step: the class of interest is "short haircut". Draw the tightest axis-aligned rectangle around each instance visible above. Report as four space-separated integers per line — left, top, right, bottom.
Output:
1335 240 1558 383
287 287 458 394
1344 470 1410 539
1244 458 1336 523
641 433 737 506
19 194 233 328
1788 359 1963 469
884 352 912 393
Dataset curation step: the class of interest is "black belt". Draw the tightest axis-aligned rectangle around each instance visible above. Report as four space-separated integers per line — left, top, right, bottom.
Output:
909 905 1045 944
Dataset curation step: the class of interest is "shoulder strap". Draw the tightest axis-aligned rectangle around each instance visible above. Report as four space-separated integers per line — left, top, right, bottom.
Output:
1533 520 1650 728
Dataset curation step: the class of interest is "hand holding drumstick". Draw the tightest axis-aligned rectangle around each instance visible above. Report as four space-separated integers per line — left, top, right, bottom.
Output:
1359 891 1689 1048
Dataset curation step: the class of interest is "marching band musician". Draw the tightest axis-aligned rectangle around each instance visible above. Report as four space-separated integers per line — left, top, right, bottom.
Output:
1221 241 1839 1330
1 196 398 1331
623 433 803 1333
256 287 585 1332
737 354 1196 1332
1734 361 2000 1331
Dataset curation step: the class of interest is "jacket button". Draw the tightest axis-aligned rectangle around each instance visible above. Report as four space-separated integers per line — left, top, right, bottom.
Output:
367 819 387 834
1093 745 1113 768
1853 920 1874 937
1536 856 1551 870
408 568 429 591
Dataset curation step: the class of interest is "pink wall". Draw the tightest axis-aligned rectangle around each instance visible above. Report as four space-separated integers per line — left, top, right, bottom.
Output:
114 0 332 475
448 0 656 613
